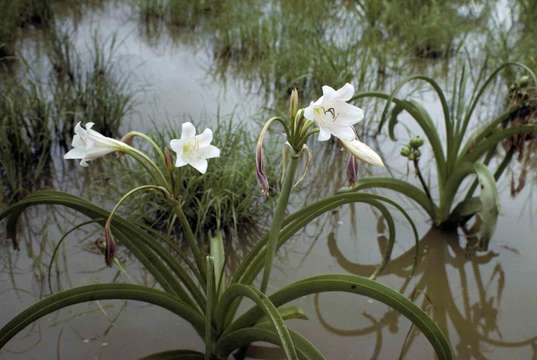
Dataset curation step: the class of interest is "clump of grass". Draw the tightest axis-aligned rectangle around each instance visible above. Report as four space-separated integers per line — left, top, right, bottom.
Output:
0 0 55 59
136 0 167 21
166 121 266 242
136 0 218 30
503 76 537 195
0 29 133 203
87 118 270 248
0 79 52 201
47 30 134 143
375 0 488 60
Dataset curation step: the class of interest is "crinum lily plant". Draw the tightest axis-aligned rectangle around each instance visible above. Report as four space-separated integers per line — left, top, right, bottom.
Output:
0 85 452 359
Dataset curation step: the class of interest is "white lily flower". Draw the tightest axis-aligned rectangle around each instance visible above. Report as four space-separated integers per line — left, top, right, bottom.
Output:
170 122 220 174
304 83 364 142
341 138 384 167
64 122 126 167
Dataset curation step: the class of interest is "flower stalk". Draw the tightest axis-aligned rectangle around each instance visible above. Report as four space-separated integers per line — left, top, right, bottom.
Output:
260 152 300 293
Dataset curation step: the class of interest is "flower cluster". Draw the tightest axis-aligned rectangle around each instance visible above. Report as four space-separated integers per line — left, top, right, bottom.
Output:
64 121 220 174
304 83 383 167
64 84 382 191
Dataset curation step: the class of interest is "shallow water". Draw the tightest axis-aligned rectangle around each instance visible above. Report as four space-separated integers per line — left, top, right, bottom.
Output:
1 1 537 359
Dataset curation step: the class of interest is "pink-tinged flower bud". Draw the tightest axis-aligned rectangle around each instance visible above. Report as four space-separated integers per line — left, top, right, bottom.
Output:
120 132 135 147
103 225 116 266
346 154 359 185
256 142 270 196
164 147 174 171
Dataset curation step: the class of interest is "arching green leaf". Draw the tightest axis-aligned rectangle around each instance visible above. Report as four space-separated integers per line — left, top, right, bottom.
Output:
0 284 205 349
473 163 500 250
227 274 452 360
139 349 204 360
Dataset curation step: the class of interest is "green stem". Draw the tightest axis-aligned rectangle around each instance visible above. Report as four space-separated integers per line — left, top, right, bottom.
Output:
106 185 169 229
413 159 433 202
124 146 169 189
123 131 166 164
260 155 299 293
205 257 215 360
173 203 207 283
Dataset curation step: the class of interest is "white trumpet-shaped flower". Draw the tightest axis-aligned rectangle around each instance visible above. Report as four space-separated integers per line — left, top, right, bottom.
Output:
304 83 364 142
170 122 220 174
64 122 126 167
341 138 384 167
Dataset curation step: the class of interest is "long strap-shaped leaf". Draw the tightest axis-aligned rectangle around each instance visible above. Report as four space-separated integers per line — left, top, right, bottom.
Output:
352 92 447 183
1 191 206 310
216 284 298 359
226 274 452 360
461 124 537 163
236 192 422 289
0 284 205 349
216 326 323 360
350 177 436 219
139 349 204 359
471 163 499 250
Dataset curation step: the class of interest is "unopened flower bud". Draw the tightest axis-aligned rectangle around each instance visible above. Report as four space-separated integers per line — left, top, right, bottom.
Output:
410 136 424 148
346 155 359 185
120 133 135 147
400 145 411 157
256 142 270 196
289 88 299 119
103 226 116 266
164 147 174 171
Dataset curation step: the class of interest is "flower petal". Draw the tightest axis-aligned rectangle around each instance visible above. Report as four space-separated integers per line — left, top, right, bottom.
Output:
169 139 184 153
181 122 196 139
64 147 85 159
336 102 364 125
304 102 316 120
189 158 208 174
201 144 220 159
321 85 337 100
335 83 354 101
175 155 187 167
318 127 331 141
330 125 356 141
197 128 213 147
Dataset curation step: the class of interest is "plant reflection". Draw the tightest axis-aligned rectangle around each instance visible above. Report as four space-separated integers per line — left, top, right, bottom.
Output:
320 226 537 359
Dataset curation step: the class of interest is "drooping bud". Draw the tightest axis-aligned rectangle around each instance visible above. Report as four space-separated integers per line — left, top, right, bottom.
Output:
346 154 359 185
255 141 270 196
341 138 384 167
120 132 135 147
103 225 116 266
164 147 174 171
117 132 135 157
289 88 299 119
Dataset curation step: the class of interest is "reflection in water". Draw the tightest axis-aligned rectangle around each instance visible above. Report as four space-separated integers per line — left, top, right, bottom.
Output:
323 227 537 359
